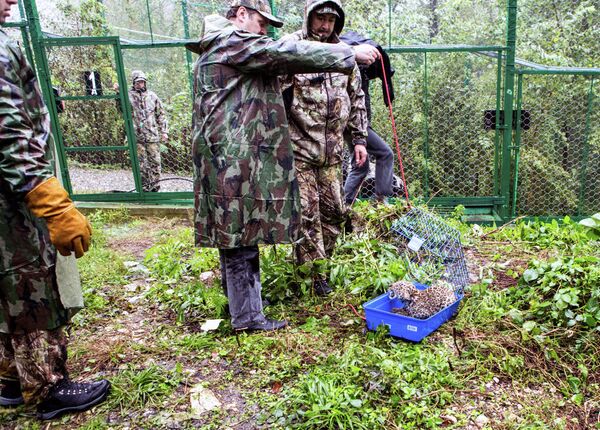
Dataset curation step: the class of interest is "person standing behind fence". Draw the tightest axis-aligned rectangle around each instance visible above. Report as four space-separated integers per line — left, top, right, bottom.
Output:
341 31 395 205
280 0 378 296
186 0 360 331
0 0 110 419
114 71 168 192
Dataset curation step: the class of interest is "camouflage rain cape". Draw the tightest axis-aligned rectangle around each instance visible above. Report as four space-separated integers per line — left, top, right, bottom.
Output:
188 14 356 248
0 30 69 334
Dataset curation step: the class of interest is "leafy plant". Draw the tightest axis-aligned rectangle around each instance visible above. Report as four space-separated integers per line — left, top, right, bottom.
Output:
109 363 184 409
579 213 600 240
514 256 600 332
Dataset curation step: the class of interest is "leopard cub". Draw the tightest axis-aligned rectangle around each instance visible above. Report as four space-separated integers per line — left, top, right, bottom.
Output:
388 280 456 319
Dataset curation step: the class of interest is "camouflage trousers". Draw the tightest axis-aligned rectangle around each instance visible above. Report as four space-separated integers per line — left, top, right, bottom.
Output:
0 327 68 404
294 161 347 272
137 139 161 192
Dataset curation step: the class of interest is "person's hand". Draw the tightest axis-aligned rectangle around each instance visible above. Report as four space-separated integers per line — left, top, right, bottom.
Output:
25 177 92 258
161 133 168 143
353 44 380 66
113 82 119 92
354 144 368 167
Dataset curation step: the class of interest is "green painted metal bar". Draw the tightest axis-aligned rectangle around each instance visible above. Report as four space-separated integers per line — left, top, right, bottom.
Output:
388 0 392 48
493 52 503 196
576 77 595 216
42 36 120 46
2 21 27 28
385 45 506 54
422 52 431 199
500 0 517 220
74 192 192 204
511 73 524 218
268 0 277 39
65 146 129 153
57 95 119 101
514 58 600 74
113 40 143 195
17 0 34 68
22 0 74 194
518 69 600 76
120 41 189 49
181 0 195 101
145 0 154 44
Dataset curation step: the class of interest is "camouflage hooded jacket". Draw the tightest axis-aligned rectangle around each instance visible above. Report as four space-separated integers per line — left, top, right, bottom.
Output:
280 0 368 166
127 87 168 142
188 14 356 248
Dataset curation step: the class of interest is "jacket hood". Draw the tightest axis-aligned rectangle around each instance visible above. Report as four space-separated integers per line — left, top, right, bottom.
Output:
185 15 233 55
302 0 345 43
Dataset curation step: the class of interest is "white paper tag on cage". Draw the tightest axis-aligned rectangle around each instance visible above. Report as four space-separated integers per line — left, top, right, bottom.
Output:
407 236 424 252
406 325 418 332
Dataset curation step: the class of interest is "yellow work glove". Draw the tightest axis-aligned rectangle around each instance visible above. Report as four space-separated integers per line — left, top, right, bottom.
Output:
25 177 92 258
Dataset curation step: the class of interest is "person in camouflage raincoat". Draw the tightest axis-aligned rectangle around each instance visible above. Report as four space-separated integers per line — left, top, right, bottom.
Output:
125 71 168 192
280 0 376 295
0 0 109 419
187 0 359 331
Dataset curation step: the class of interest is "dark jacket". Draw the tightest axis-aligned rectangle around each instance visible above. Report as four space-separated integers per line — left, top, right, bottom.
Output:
340 31 395 122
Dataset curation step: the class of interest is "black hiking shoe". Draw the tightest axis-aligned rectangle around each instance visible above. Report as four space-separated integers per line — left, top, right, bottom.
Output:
313 279 333 296
0 379 24 407
234 318 288 332
37 379 110 420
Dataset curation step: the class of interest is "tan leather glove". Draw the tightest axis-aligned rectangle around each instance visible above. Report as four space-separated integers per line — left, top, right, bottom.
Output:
25 177 92 258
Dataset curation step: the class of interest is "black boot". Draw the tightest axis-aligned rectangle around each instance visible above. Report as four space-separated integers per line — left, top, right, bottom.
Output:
37 379 110 420
313 279 333 296
234 318 288 332
0 379 24 407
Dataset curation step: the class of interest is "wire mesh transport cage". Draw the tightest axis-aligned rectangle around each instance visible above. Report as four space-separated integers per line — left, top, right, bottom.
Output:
363 207 468 341
391 207 469 291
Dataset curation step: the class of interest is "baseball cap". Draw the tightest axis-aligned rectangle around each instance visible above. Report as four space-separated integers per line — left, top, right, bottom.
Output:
229 0 284 28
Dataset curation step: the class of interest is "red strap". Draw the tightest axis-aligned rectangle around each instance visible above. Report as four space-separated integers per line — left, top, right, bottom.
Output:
379 56 411 207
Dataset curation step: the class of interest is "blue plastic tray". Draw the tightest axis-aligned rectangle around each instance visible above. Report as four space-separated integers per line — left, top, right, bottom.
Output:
363 283 463 342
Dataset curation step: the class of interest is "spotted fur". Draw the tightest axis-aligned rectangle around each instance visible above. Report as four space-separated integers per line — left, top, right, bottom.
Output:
388 280 456 319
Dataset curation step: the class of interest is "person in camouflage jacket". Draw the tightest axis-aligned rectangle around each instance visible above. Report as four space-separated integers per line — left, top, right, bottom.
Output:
280 0 377 295
186 0 359 331
126 71 168 192
0 0 109 419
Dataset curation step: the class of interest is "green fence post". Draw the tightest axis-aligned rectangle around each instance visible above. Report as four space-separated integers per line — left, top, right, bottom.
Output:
511 72 524 218
388 0 392 48
21 0 74 193
145 0 154 44
422 52 431 199
577 77 595 216
114 41 143 195
181 0 194 101
501 0 517 220
16 0 35 66
268 0 278 39
493 52 503 197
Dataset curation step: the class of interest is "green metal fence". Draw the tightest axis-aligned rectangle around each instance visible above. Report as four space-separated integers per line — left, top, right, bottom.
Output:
513 67 599 218
4 0 598 220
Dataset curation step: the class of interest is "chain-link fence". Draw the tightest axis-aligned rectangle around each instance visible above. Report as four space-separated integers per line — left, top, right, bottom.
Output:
514 72 599 217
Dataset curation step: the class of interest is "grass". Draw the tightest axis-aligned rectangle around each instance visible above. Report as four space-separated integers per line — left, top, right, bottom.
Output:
2 207 598 429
